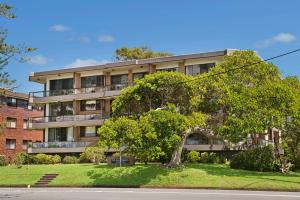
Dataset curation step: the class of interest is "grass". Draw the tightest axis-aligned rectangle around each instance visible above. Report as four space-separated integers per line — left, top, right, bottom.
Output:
0 163 300 190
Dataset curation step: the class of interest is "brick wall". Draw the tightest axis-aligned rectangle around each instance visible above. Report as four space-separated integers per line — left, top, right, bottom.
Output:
0 106 43 162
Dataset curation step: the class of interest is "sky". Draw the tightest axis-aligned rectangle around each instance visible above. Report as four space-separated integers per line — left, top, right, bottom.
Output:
3 0 300 93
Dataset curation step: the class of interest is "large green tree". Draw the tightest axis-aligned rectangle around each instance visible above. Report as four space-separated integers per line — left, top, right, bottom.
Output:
114 46 172 61
110 72 207 167
196 50 292 143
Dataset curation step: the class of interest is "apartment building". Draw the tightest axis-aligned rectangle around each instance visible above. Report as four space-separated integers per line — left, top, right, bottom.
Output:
0 89 43 162
28 49 278 154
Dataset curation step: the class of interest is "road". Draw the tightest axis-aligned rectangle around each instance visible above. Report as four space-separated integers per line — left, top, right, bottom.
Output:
0 188 300 200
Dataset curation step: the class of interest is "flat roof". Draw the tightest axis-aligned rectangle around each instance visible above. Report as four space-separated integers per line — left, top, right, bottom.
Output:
29 49 234 83
0 88 28 100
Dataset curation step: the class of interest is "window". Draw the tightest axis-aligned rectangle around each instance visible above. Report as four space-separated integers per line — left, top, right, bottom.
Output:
17 99 28 109
80 100 101 111
133 73 147 81
81 75 104 88
49 78 74 96
157 68 177 72
23 119 29 129
49 101 73 116
185 63 215 76
48 128 68 142
6 97 17 107
6 118 17 128
22 140 32 150
186 134 209 145
6 139 16 149
80 126 99 137
111 74 128 85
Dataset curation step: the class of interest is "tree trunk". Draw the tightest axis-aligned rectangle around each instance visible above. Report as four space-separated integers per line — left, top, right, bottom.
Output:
167 130 191 168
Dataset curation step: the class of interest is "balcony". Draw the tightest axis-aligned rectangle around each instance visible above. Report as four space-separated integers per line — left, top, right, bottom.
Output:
29 84 128 104
30 113 109 129
184 144 225 151
28 141 93 153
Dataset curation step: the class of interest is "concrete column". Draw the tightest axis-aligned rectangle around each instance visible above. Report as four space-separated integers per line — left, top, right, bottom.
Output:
74 72 81 88
73 126 80 141
128 69 133 86
178 61 185 74
149 64 156 74
104 99 111 114
105 72 111 86
73 100 80 115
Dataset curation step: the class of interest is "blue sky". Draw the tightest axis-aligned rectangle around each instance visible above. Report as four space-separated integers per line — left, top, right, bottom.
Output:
4 0 300 93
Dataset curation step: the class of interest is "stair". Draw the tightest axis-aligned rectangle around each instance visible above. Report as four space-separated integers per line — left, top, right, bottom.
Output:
34 174 59 187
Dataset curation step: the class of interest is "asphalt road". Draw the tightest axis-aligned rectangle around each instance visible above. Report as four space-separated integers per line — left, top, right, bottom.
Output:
0 188 300 200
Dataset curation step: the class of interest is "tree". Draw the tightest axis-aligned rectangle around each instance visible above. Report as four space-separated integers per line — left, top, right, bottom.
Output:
114 46 172 61
280 76 300 168
98 116 141 166
111 72 207 167
195 50 289 143
0 3 34 89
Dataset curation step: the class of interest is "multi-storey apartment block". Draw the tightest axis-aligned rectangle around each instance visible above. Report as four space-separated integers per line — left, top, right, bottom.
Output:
0 89 43 162
28 49 278 154
28 50 233 154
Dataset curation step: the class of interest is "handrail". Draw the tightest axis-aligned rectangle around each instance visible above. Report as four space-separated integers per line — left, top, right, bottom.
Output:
30 113 110 123
29 84 129 98
31 141 91 149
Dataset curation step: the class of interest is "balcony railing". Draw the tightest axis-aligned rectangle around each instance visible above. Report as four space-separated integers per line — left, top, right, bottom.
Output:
31 141 91 149
31 113 110 123
29 84 128 98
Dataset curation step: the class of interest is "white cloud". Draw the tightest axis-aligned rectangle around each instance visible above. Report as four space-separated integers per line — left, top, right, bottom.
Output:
50 24 72 32
26 55 52 66
97 34 115 42
63 59 110 68
273 33 296 43
255 33 296 48
79 36 90 43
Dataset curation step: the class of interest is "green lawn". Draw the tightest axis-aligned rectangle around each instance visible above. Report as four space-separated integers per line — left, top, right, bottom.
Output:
0 163 300 190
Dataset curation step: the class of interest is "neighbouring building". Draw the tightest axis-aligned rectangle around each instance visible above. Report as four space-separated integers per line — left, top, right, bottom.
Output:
27 49 279 155
0 89 43 162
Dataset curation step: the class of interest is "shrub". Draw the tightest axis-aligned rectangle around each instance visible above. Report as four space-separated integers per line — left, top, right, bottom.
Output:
34 154 53 164
199 152 225 164
230 145 275 171
187 151 200 163
0 155 6 166
80 147 105 164
13 153 26 168
51 155 61 164
62 156 79 164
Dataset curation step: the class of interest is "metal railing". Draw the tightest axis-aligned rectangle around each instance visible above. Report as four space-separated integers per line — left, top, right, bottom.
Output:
31 141 91 149
31 113 110 123
29 84 128 98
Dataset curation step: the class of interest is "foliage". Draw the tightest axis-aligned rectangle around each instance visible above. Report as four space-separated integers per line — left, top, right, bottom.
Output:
0 155 6 166
98 116 141 158
112 72 195 117
199 152 225 164
79 147 105 164
114 46 172 61
13 152 26 168
196 50 294 143
62 156 79 164
230 145 275 171
33 154 54 164
51 155 61 164
187 151 200 163
32 154 60 164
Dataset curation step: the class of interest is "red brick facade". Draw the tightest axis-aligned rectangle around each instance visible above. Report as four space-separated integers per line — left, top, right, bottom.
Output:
0 105 43 162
